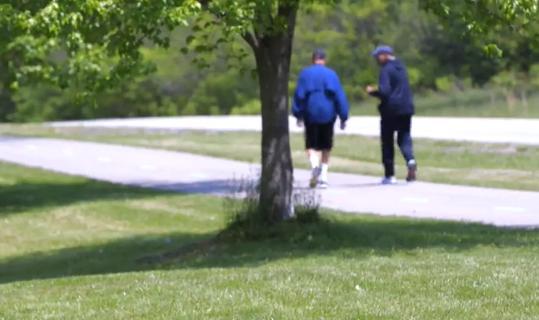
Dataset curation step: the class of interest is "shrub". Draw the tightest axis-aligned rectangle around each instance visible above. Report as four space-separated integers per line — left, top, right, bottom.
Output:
293 190 321 224
230 99 261 115
222 177 321 241
435 76 454 93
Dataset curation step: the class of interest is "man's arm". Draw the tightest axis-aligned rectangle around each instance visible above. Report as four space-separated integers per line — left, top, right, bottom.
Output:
292 73 306 120
328 72 349 123
367 67 391 99
335 76 349 123
376 66 392 98
367 86 382 98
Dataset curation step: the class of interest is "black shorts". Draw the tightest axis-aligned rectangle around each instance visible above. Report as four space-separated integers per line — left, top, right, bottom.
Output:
305 122 334 151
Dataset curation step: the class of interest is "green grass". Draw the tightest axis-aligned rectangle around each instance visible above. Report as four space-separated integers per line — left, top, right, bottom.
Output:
1 162 539 319
355 89 539 118
1 124 538 191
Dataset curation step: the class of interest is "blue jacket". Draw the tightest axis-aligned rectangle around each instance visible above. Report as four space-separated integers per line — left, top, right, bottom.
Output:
292 64 349 124
370 59 415 117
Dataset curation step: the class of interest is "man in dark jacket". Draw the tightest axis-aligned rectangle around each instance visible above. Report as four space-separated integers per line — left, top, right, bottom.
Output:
293 49 349 189
367 45 417 184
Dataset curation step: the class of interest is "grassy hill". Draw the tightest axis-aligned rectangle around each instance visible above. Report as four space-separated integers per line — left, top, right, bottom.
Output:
1 162 538 319
356 89 539 118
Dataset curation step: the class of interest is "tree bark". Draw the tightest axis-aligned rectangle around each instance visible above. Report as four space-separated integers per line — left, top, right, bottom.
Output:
0 85 16 122
247 5 298 222
0 61 16 121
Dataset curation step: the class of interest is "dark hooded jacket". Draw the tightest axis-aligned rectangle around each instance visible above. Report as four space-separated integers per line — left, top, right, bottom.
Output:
370 59 415 117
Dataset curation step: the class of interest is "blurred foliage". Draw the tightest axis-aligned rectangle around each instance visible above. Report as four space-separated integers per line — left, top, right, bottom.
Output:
1 0 538 122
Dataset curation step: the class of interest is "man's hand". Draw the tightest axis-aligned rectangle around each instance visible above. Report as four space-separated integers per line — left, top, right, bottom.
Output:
366 85 377 94
296 118 304 128
340 120 347 131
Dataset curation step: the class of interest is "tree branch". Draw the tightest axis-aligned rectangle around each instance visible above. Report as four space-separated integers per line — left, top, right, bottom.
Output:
278 1 299 38
242 31 259 50
198 0 211 10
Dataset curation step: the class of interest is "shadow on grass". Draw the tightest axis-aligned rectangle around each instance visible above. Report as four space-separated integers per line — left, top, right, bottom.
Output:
0 232 205 284
1 216 538 284
0 180 166 216
0 169 249 216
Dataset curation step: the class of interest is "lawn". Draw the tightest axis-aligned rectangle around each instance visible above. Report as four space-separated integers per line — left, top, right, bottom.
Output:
1 162 538 319
1 124 538 191
356 89 539 118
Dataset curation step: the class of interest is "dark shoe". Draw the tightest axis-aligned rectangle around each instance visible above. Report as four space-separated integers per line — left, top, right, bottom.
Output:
406 160 417 182
309 167 321 189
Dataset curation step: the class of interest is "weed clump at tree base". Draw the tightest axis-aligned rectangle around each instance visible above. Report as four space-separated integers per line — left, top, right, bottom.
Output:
221 181 322 242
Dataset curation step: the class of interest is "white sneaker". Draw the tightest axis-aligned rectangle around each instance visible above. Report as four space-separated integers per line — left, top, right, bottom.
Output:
309 167 321 188
318 180 329 189
381 176 397 185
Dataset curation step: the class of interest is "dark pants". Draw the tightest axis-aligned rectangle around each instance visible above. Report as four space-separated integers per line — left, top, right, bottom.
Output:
381 115 415 177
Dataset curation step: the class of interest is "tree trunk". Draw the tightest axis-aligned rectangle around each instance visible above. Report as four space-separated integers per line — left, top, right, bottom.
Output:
504 88 516 111
0 61 16 121
247 6 298 222
0 87 16 121
520 89 529 115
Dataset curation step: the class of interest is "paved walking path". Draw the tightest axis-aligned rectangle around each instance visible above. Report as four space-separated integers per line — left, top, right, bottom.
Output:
51 116 539 145
0 137 538 227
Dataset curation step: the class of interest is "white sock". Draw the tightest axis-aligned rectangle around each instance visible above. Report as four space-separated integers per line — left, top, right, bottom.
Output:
309 154 320 169
320 163 329 181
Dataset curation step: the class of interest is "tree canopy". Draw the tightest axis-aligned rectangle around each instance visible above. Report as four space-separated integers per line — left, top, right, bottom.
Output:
2 1 538 121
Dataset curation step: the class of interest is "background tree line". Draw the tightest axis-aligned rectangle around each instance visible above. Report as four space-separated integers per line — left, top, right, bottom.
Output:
2 0 539 122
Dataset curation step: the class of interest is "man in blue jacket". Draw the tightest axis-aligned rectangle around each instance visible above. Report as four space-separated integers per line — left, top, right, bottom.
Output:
367 45 417 184
293 49 349 189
